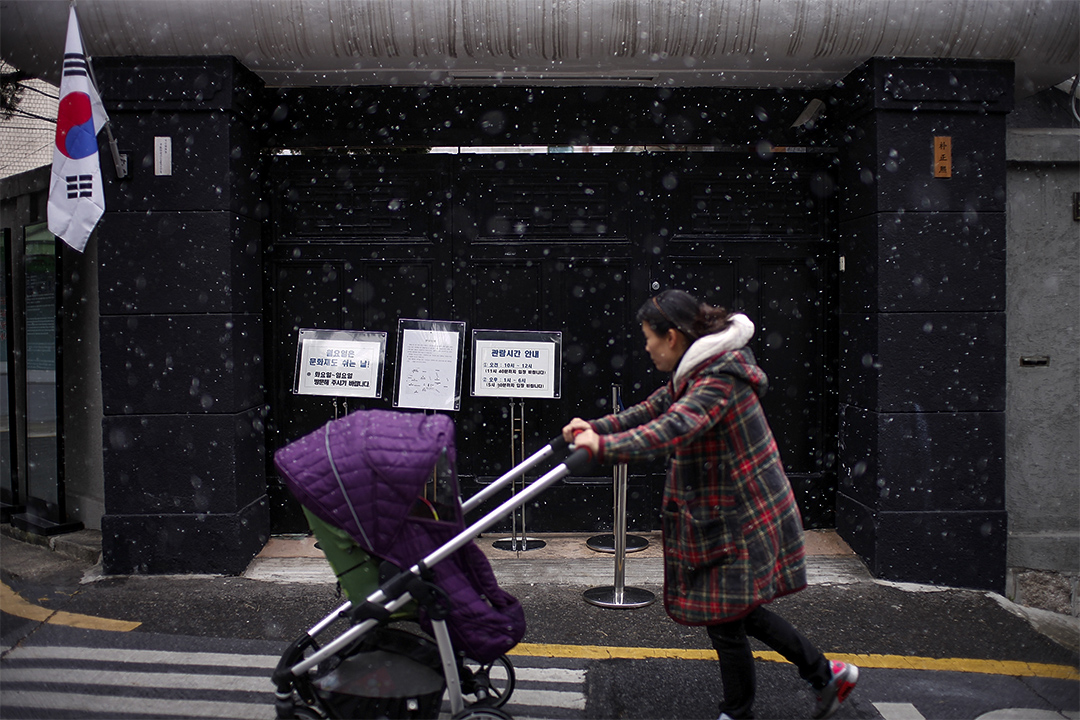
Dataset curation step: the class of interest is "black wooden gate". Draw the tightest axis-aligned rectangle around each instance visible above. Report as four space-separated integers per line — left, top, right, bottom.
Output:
265 149 836 533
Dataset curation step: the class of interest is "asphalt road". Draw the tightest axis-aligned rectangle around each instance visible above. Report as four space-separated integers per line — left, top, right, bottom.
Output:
2 532 1077 720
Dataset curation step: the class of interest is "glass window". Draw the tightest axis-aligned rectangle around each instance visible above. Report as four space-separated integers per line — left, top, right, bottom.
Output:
23 221 60 523
0 229 12 510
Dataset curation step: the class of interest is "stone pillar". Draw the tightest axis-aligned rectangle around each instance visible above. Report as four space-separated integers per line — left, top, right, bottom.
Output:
834 58 1013 592
96 57 269 574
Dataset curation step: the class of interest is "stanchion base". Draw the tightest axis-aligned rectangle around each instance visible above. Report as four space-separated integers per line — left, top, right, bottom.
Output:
492 537 547 552
582 586 656 609
585 534 650 554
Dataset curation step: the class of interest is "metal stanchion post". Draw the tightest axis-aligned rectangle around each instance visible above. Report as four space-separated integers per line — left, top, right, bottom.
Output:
587 385 650 554
583 459 655 608
583 386 655 608
493 400 546 552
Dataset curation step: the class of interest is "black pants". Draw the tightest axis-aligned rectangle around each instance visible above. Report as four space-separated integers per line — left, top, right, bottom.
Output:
706 605 831 719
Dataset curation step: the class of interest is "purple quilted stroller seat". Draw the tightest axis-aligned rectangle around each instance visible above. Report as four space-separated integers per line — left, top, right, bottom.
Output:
274 409 525 665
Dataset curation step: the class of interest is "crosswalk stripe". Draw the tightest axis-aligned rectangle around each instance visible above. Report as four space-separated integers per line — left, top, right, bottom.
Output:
508 688 587 711
3 646 584 685
3 644 278 669
0 690 273 720
874 702 928 720
2 666 273 692
514 666 586 684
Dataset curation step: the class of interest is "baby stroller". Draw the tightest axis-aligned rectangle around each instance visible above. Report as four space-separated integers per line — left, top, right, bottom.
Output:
271 409 589 720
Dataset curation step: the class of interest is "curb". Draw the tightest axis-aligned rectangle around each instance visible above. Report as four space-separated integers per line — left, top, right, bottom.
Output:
0 524 102 566
987 591 1080 654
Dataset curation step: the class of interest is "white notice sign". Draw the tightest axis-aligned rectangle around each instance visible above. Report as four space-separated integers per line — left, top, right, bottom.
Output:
474 339 558 398
397 328 462 410
296 336 383 398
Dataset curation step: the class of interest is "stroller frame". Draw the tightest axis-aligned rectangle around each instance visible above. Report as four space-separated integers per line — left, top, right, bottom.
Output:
273 433 591 720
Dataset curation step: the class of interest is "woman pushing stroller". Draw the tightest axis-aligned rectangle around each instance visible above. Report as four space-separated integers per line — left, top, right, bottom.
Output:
563 289 858 720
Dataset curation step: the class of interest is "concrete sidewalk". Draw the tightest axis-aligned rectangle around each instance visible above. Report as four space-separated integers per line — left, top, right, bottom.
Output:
242 529 874 586
0 522 869 587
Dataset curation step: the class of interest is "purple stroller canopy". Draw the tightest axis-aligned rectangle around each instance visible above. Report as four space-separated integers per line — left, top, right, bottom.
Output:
274 409 525 664
274 409 458 564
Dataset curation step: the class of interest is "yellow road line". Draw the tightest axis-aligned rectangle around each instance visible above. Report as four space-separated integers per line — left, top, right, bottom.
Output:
510 643 1079 681
0 582 141 632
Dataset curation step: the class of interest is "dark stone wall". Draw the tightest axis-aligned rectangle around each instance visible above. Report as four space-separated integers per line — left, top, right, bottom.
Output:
833 58 1013 592
94 57 269 574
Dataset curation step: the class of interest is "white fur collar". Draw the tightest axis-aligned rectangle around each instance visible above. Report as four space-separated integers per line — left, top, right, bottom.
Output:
672 313 755 387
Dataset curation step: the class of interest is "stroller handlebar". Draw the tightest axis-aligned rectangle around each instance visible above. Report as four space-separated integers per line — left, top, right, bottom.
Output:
461 432 574 515
563 446 595 475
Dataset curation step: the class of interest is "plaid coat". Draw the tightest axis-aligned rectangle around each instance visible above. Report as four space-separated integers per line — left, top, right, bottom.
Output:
591 346 807 625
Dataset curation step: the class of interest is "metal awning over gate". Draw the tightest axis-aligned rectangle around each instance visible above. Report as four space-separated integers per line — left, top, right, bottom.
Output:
2 0 1076 94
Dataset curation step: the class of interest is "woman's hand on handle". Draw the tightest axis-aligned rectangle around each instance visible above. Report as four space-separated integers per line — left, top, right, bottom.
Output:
562 418 592 443
570 428 600 456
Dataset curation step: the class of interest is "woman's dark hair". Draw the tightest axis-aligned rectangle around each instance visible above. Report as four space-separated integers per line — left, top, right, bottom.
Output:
636 289 731 341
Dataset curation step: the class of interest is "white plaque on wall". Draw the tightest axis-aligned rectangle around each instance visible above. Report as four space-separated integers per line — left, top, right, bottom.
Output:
293 329 386 398
472 330 562 399
394 319 467 411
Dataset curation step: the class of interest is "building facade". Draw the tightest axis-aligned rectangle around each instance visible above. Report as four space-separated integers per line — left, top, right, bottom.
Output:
1 1 1077 609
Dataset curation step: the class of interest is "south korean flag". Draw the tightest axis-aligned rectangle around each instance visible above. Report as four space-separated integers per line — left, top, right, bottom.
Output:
47 5 109 253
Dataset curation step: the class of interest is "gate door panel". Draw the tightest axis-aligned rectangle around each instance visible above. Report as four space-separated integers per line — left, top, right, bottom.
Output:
657 153 835 526
452 154 658 530
266 153 453 531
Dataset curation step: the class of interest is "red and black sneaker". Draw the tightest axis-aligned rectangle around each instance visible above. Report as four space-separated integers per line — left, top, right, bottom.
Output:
812 661 859 719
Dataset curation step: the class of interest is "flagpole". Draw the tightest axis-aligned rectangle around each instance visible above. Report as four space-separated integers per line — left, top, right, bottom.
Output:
87 73 127 179
72 2 127 179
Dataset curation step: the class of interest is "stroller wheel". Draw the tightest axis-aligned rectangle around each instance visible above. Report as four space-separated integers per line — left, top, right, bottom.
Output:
451 707 513 720
286 706 326 720
460 655 516 708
